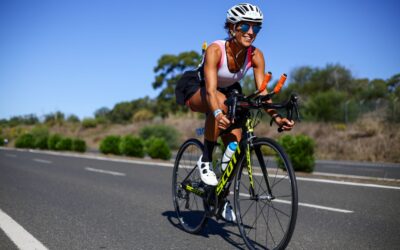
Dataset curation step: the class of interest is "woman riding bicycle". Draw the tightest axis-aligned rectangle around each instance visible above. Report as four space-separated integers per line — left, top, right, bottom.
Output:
179 3 295 221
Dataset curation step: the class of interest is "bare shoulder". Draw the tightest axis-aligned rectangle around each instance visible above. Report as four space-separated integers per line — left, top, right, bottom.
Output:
205 43 222 65
251 47 264 58
206 43 222 56
251 47 265 66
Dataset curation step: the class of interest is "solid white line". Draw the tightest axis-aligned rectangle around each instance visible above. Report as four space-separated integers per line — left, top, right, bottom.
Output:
252 172 400 190
237 192 354 214
2 147 399 190
33 159 52 164
85 167 126 176
0 208 48 250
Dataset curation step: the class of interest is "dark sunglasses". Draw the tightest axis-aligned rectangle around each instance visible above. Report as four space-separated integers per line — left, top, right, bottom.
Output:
238 23 262 34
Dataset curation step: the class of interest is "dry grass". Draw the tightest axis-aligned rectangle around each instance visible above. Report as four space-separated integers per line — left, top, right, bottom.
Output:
163 114 400 163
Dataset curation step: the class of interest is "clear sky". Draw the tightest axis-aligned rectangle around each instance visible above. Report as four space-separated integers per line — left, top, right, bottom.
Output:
1 0 399 120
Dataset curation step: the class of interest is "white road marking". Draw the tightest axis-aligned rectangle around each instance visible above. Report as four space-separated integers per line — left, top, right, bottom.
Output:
0 208 48 250
253 173 400 190
5 153 17 157
85 167 126 176
237 192 354 214
33 158 52 164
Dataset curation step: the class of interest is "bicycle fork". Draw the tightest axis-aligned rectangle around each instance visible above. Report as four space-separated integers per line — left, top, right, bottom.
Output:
247 144 275 202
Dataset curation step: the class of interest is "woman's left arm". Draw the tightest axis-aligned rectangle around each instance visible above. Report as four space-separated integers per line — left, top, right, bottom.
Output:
251 48 295 131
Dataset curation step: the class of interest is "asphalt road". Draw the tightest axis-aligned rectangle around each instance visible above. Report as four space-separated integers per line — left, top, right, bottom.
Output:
1 148 399 250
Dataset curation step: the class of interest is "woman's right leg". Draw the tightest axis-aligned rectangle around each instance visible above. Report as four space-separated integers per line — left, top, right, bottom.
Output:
187 88 227 186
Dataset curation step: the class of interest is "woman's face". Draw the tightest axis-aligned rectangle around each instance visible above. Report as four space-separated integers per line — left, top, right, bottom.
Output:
232 22 262 47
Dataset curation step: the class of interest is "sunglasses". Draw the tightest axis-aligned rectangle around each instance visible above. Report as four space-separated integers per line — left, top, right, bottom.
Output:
238 23 262 34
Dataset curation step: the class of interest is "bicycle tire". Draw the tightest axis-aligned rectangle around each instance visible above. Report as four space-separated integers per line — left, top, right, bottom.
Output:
172 138 208 233
234 138 298 250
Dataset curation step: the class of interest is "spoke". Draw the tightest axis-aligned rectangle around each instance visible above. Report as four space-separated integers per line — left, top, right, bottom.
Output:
275 194 293 199
271 174 288 189
246 201 269 237
194 195 199 211
241 199 257 219
178 198 187 209
263 200 291 218
238 198 255 201
254 174 268 196
240 180 251 193
271 203 286 234
259 202 270 248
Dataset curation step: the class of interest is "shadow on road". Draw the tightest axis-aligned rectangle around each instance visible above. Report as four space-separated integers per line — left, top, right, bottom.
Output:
162 211 246 249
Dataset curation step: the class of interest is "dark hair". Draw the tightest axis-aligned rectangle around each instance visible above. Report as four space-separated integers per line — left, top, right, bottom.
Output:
224 21 234 36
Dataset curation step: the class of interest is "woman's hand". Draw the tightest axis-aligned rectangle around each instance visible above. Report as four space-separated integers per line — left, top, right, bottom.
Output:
274 116 295 131
216 113 231 130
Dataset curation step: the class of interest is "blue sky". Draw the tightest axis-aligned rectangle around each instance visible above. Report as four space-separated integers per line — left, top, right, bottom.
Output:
1 0 399 119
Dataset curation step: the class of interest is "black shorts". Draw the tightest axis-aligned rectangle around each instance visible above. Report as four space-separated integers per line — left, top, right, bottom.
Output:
175 70 204 105
175 70 243 106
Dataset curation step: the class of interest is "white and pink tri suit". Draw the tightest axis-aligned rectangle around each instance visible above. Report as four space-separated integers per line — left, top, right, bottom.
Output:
210 40 254 88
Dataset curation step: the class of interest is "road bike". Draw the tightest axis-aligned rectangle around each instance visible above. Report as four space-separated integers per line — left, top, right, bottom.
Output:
172 73 300 249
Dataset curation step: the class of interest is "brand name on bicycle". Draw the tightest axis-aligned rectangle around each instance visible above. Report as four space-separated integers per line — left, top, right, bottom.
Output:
216 146 241 195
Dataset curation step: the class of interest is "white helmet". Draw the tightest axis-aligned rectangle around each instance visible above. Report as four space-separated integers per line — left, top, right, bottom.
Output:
226 3 263 24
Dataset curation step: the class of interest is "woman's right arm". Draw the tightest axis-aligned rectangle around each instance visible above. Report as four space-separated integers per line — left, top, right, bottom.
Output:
203 44 221 113
204 44 231 129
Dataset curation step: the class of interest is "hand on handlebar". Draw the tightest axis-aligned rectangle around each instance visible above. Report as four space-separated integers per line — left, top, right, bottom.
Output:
216 113 231 130
274 116 295 131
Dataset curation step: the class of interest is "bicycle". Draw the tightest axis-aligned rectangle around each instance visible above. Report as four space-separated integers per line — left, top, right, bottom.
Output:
172 72 300 250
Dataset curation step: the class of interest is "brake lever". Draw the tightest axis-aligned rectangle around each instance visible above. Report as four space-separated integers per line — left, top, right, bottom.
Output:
225 90 239 123
277 95 299 133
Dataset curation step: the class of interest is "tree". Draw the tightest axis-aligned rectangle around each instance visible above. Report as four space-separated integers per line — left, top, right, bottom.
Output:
108 102 133 123
44 111 65 126
94 107 110 119
152 51 202 117
387 73 400 95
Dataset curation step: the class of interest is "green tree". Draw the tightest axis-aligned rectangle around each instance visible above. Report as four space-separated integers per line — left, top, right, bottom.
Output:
67 114 80 123
109 102 134 123
152 51 202 117
94 107 110 119
44 111 65 126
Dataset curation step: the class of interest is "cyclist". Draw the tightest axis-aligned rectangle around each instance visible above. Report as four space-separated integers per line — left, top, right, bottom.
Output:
181 3 295 221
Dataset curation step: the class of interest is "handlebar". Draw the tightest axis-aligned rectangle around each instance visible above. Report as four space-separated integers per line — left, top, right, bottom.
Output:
224 74 300 132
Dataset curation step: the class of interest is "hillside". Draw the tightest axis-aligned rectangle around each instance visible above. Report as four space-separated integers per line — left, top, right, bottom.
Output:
3 113 398 163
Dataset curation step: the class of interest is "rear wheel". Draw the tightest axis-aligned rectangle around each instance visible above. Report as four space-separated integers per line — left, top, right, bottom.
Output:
172 139 208 233
234 138 298 249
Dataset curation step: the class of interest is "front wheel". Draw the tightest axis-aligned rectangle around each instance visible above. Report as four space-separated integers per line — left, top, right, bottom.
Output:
234 138 298 250
172 138 208 233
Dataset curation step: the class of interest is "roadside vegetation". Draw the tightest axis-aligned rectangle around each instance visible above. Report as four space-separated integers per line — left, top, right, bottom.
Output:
1 50 399 165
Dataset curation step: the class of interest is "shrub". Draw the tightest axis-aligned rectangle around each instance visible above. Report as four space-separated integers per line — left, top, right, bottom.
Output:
82 118 97 129
31 126 49 149
56 138 72 151
133 109 154 122
139 124 179 149
277 134 315 173
72 138 86 152
15 133 35 148
304 90 348 122
119 135 144 157
34 135 49 149
0 136 4 146
145 137 171 160
99 135 121 155
48 134 63 150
